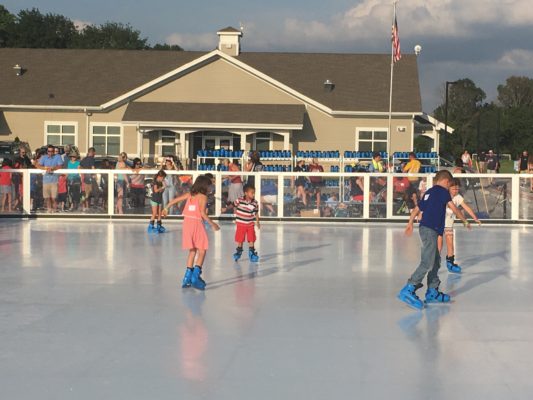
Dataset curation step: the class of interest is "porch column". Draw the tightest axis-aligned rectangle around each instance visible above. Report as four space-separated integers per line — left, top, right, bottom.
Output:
280 130 290 150
179 131 187 161
239 132 250 151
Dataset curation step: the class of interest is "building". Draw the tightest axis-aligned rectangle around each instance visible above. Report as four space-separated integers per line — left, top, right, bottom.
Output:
0 27 431 164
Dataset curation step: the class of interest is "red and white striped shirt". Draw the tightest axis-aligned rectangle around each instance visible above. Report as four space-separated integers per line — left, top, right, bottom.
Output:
234 196 258 225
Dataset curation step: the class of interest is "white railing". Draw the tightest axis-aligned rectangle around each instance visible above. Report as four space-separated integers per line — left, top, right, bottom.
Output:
1 169 532 222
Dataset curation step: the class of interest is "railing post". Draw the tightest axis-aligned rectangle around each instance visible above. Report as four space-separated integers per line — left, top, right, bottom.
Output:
107 170 115 217
23 169 31 215
386 174 394 219
363 174 370 219
215 171 222 217
256 172 262 216
511 174 520 221
277 173 284 218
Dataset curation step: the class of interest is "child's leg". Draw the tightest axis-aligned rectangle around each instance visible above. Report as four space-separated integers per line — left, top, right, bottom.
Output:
195 249 206 267
187 249 197 268
190 249 207 290
407 226 439 288
426 243 442 289
445 230 455 257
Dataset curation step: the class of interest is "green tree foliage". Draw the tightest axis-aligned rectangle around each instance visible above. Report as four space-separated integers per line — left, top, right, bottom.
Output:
7 8 77 48
71 22 148 50
497 76 533 108
0 5 15 47
151 43 183 51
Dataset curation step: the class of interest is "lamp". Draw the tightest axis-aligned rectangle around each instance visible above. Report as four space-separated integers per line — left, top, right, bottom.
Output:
323 79 335 91
13 64 23 76
414 45 422 56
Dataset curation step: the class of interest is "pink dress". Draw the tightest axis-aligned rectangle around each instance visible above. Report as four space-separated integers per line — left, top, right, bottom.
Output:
182 195 209 250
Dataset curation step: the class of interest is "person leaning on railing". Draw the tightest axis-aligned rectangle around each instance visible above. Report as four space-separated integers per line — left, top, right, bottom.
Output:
129 158 146 210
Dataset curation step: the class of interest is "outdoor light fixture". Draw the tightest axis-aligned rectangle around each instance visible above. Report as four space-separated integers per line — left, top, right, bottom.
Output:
13 64 23 76
414 45 422 56
324 79 335 91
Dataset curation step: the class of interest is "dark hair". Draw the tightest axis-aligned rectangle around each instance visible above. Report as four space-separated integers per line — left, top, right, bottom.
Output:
409 152 416 158
249 151 261 164
455 158 464 167
190 175 212 195
373 151 381 159
154 169 167 180
435 169 453 182
243 184 255 193
88 147 96 153
451 178 461 187
47 145 55 150
133 157 142 166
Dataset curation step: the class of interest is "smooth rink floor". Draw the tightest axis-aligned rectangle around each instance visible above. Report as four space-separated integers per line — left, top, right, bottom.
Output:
0 220 532 400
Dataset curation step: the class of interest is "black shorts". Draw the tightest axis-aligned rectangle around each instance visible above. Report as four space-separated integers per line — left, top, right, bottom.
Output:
57 193 68 203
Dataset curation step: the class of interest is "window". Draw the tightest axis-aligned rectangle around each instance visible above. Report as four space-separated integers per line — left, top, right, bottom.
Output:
45 122 77 146
91 125 121 155
254 132 272 151
157 130 179 156
356 129 388 152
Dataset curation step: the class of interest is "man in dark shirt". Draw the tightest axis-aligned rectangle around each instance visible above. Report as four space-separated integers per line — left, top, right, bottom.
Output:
80 147 96 210
518 151 529 173
485 150 499 185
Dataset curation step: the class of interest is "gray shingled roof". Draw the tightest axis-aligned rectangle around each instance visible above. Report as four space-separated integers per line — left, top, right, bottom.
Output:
0 48 421 112
217 27 242 33
123 102 305 125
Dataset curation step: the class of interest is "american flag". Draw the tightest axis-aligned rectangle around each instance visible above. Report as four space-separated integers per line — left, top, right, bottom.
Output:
392 16 401 62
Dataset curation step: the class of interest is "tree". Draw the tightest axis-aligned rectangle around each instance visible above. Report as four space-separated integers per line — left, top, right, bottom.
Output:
72 22 148 49
433 79 486 156
0 5 15 47
151 43 183 51
7 8 77 48
497 76 533 108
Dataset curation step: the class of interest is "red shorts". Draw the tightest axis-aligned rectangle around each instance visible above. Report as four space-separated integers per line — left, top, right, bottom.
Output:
235 223 256 244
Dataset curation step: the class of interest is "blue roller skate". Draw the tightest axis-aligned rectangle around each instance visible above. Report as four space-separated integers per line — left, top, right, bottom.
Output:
233 247 243 261
157 223 166 233
446 255 462 274
147 223 157 233
425 287 451 303
191 266 206 290
249 248 259 262
397 283 424 310
182 268 193 288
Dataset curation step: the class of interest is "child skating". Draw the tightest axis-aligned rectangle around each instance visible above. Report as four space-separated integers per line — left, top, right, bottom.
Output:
148 170 167 233
438 178 481 273
163 175 220 290
399 170 470 310
233 184 260 262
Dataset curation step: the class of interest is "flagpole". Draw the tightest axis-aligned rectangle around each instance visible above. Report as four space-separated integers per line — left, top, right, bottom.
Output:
387 1 398 162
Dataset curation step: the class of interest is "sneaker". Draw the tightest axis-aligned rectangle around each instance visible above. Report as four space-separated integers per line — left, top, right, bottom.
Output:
191 266 206 290
425 288 451 303
233 247 243 261
397 284 424 310
249 248 259 262
182 268 193 288
446 257 462 274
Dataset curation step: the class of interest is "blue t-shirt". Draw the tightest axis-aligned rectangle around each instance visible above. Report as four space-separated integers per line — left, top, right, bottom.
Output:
39 154 63 184
418 185 452 235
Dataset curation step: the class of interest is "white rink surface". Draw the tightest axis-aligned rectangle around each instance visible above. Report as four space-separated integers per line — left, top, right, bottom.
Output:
0 220 532 400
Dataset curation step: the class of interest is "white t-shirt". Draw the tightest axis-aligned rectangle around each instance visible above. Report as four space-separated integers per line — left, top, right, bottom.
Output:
445 194 464 228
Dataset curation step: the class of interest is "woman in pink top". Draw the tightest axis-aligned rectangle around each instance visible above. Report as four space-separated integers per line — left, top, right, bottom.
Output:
164 175 220 290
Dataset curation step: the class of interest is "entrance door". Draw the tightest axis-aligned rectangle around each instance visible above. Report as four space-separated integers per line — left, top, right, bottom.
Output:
202 136 233 151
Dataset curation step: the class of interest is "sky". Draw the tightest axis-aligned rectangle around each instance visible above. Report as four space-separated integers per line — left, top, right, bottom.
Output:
4 0 533 112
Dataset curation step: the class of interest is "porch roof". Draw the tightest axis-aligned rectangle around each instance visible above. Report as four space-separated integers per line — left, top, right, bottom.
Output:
122 102 306 128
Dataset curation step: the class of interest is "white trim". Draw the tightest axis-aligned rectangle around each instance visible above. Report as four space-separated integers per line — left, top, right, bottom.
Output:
419 112 454 133
355 127 389 152
89 122 124 156
43 121 78 147
332 110 422 117
121 121 303 130
0 104 101 111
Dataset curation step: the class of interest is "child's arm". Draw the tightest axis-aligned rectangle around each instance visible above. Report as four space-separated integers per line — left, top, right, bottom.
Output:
198 194 220 231
405 206 420 236
256 206 260 229
162 192 189 215
460 201 481 225
448 201 471 229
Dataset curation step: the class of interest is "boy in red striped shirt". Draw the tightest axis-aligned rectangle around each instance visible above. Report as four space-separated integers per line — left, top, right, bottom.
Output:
233 184 260 262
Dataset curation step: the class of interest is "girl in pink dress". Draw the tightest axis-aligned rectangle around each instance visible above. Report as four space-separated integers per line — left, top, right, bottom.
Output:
164 175 220 290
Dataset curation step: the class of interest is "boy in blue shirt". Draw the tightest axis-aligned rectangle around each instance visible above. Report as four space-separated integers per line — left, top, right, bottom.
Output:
398 170 470 310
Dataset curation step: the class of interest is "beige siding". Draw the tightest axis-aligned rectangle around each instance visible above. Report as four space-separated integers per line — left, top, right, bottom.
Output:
137 59 302 105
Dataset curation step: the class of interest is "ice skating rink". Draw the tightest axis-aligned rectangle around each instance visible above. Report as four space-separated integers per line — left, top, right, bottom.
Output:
0 220 532 400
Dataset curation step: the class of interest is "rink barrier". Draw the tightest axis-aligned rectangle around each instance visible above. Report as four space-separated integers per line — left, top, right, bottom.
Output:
0 169 532 223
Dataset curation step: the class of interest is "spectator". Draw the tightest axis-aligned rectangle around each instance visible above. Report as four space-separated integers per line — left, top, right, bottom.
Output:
518 151 529 173
99 159 112 210
486 149 499 184
115 153 130 214
13 146 32 211
245 151 264 186
57 174 68 211
80 147 96 211
308 158 324 208
348 176 364 202
402 152 421 189
293 159 308 206
162 157 178 214
31 152 44 211
222 158 243 204
129 158 146 211
119 152 134 168
477 150 487 173
461 150 472 168
0 159 13 212
66 151 81 211
260 179 278 216
37 145 63 212
368 151 385 172
453 158 466 174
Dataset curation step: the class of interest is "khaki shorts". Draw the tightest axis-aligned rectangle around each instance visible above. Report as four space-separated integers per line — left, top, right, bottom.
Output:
43 183 58 199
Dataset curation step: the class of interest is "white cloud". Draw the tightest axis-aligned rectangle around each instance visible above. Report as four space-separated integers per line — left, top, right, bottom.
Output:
165 32 217 51
73 19 91 32
497 49 533 69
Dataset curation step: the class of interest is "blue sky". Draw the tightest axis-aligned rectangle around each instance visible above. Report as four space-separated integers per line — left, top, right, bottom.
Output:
4 0 533 112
